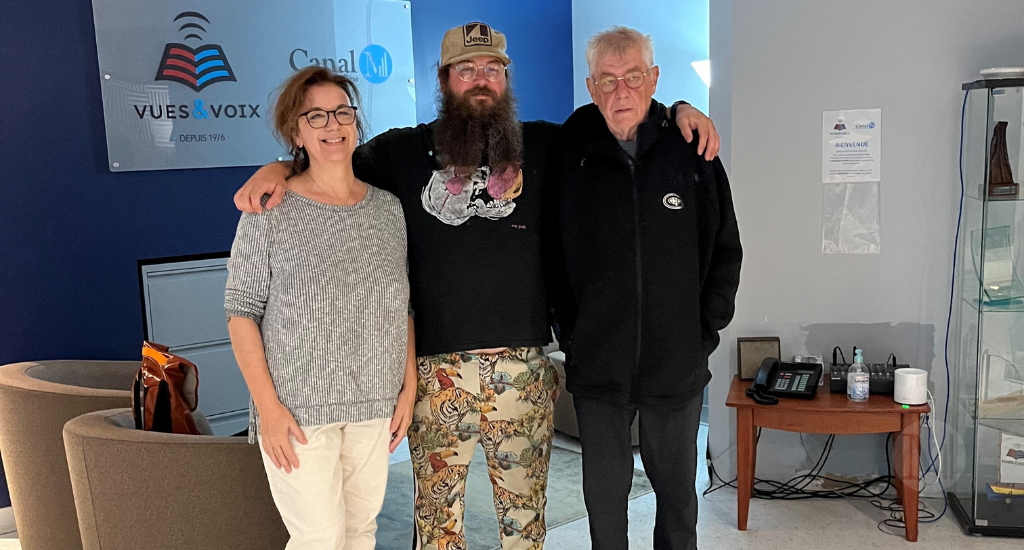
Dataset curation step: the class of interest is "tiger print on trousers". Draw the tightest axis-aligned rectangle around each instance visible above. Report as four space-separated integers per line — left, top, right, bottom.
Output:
409 347 559 550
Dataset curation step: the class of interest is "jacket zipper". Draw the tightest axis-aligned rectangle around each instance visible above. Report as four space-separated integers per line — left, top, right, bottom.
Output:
627 154 643 400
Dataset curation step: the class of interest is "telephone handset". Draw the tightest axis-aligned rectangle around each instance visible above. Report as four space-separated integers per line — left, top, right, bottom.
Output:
746 358 823 405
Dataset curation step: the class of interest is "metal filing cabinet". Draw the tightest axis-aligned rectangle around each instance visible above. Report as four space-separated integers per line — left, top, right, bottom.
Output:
139 254 249 436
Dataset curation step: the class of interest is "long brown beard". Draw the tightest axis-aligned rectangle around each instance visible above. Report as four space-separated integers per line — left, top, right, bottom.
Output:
434 83 523 173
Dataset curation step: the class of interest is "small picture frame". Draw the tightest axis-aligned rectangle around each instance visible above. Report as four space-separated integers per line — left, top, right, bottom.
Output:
737 337 781 380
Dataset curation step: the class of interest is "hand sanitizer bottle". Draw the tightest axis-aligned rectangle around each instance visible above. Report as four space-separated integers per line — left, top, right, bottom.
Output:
848 349 869 402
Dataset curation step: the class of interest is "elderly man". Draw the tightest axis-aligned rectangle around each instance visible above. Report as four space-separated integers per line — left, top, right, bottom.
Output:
550 27 742 550
236 22 721 550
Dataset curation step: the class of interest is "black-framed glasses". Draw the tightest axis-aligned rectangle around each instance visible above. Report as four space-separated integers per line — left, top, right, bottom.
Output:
452 61 506 82
299 106 358 129
593 71 647 93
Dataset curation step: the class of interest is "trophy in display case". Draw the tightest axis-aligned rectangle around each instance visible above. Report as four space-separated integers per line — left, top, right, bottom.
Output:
990 121 1020 198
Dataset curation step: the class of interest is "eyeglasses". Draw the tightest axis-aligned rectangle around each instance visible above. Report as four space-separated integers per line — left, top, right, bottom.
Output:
593 71 647 93
299 106 358 129
452 61 506 82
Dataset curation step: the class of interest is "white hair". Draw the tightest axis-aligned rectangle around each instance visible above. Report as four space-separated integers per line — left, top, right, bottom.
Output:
585 26 654 75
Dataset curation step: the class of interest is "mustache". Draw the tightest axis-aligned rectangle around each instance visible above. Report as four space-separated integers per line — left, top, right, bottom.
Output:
462 86 497 99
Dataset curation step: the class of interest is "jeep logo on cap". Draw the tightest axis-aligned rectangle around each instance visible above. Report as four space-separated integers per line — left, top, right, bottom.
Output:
463 23 492 46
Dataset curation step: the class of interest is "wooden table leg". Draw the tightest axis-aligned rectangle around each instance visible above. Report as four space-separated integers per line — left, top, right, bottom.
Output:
899 413 921 542
892 431 904 506
737 407 755 531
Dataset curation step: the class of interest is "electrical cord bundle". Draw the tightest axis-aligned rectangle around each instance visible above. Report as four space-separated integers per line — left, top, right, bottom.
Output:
704 426 945 537
704 431 894 501
919 389 947 523
872 498 938 536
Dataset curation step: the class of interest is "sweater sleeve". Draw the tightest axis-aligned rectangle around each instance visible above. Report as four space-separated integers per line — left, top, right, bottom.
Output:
700 157 743 355
225 211 272 325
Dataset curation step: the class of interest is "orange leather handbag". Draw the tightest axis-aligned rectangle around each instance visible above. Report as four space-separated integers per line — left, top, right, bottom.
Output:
132 341 201 435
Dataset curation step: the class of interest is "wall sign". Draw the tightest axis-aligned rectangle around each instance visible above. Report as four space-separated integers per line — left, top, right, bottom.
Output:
92 1 415 172
822 108 882 183
821 109 882 254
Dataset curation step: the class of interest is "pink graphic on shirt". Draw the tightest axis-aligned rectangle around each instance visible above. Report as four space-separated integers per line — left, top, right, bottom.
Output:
421 164 523 226
487 165 523 201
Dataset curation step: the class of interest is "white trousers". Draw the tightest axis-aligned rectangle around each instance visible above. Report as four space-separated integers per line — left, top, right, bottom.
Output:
259 417 392 550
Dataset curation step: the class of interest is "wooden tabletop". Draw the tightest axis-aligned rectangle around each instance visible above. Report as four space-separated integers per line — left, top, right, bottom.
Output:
725 375 929 414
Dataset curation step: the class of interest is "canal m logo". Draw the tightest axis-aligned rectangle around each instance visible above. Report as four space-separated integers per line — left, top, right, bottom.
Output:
359 44 393 84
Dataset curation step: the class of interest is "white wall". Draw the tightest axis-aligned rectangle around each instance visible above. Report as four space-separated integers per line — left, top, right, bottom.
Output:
708 0 1024 491
571 0 709 113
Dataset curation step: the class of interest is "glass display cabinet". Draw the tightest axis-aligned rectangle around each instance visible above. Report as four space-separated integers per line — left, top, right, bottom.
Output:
949 77 1024 537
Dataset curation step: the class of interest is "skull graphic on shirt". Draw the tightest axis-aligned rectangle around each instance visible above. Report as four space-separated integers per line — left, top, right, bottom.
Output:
420 164 523 226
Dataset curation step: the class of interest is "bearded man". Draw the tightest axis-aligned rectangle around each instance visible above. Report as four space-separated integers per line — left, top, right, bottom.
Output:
234 22 720 550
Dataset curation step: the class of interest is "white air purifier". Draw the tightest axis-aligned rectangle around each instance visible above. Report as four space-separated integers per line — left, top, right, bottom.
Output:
894 368 928 405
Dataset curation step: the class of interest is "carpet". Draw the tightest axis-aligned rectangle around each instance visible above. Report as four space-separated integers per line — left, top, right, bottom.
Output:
376 446 653 550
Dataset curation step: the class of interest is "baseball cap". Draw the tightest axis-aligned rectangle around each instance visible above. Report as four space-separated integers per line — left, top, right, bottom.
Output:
440 22 512 67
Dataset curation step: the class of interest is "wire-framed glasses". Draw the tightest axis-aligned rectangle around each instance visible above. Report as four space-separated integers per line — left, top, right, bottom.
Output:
593 71 647 93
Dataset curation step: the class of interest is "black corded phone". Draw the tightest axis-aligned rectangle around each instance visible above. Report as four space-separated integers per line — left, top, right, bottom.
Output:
746 358 823 405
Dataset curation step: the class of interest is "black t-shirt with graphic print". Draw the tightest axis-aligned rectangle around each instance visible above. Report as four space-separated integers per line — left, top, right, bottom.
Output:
352 120 559 356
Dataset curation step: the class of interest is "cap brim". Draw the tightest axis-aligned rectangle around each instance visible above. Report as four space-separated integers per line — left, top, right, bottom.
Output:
443 52 512 67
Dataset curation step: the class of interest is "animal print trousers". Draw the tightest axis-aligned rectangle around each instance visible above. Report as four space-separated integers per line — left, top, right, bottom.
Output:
409 347 559 550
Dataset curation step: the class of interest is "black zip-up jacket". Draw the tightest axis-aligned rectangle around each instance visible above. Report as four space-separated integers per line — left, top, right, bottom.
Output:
548 100 742 406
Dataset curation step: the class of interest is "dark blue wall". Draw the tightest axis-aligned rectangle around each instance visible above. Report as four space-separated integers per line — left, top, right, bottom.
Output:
0 0 573 510
0 458 7 509
0 2 255 365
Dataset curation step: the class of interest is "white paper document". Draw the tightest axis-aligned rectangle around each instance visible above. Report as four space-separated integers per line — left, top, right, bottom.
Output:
822 109 882 183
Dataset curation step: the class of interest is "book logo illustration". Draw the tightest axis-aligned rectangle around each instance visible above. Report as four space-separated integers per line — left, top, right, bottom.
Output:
155 11 237 92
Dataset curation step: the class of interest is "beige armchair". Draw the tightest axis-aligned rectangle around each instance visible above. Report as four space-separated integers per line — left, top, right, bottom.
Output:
0 360 137 550
63 409 287 550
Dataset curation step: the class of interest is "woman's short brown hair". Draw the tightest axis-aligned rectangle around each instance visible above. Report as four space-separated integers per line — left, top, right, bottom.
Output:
271 66 364 176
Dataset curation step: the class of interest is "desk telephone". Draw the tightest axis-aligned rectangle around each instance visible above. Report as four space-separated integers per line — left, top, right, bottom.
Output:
746 358 823 405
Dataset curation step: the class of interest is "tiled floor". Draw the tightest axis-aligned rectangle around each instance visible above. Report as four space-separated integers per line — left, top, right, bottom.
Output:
547 425 1018 549
543 491 1022 550
1 425 1021 549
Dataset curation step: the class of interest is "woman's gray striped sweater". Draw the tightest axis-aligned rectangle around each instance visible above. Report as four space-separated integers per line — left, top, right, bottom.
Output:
224 186 409 442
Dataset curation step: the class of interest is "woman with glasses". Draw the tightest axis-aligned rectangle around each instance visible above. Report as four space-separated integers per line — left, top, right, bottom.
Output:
225 66 416 550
